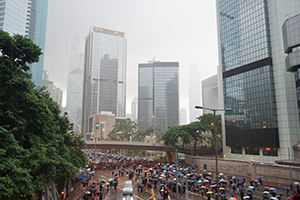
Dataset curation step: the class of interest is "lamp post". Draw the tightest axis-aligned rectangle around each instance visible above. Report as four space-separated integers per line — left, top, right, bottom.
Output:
195 106 232 200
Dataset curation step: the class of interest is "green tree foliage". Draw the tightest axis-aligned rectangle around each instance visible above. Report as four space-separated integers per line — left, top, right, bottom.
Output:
108 118 137 141
161 126 191 154
131 126 162 142
161 113 222 155
0 31 86 200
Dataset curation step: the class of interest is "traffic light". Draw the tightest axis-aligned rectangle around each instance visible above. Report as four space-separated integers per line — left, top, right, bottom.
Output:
211 122 214 127
96 122 99 129
60 191 65 199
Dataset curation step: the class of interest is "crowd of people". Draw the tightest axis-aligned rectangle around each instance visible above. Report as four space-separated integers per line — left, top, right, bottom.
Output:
77 151 300 200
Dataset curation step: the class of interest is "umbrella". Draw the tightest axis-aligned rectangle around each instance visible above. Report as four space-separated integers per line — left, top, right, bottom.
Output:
248 186 255 189
112 181 117 184
159 184 165 187
115 176 119 178
85 191 91 194
230 179 234 181
264 187 270 189
286 197 293 199
272 190 279 193
220 187 226 190
231 183 236 186
147 182 152 185
229 197 238 200
246 192 253 196
137 183 144 187
271 197 278 200
270 187 276 190
144 170 148 173
210 185 216 188
239 188 245 191
263 191 270 194
283 187 290 190
108 179 113 181
295 182 300 185
90 184 96 188
232 176 237 179
207 191 213 194
96 191 103 195
243 196 250 199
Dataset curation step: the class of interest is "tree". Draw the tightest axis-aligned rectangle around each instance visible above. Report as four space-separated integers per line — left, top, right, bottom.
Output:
131 126 162 142
161 126 191 154
108 118 137 141
0 31 86 200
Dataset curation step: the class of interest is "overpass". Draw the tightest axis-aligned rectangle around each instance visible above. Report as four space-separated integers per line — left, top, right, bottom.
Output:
85 140 214 161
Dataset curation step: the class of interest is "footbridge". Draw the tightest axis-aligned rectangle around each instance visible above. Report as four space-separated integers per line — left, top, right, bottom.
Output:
85 141 214 161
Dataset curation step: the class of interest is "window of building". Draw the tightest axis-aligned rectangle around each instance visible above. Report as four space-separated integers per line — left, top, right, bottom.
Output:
263 147 278 156
245 147 259 155
231 146 242 154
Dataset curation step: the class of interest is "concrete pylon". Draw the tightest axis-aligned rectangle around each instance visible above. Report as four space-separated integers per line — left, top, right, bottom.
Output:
171 151 175 162
166 151 172 162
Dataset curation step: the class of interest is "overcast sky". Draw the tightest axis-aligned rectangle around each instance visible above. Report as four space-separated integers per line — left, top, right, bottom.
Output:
43 0 219 122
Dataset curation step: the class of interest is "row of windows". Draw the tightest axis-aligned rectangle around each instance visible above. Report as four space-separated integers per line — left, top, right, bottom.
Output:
231 147 278 156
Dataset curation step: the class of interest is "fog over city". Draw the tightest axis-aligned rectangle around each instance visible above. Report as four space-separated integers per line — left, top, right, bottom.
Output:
44 0 219 120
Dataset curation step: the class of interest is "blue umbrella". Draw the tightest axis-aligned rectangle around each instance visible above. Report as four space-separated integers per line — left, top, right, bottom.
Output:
207 177 212 180
240 188 245 191
283 187 290 190
239 178 244 181
248 186 254 189
272 190 279 193
112 181 117 184
108 179 113 181
211 185 216 188
263 191 269 194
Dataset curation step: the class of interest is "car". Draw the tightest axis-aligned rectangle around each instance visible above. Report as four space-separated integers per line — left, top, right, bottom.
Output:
123 180 133 195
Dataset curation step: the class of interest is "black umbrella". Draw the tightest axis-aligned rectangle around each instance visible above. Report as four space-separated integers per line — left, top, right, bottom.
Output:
147 182 152 185
91 188 96 192
137 183 144 187
246 192 253 196
90 184 96 188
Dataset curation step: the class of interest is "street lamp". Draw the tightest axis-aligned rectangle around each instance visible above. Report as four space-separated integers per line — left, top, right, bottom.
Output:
195 106 232 200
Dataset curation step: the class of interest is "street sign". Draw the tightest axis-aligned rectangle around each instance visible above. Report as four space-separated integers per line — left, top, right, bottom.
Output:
78 175 89 179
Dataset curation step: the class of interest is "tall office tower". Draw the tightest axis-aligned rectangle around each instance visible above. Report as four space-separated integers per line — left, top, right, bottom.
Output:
66 33 84 135
180 108 187 125
26 0 49 88
138 61 179 132
0 0 28 35
131 97 138 123
202 74 219 114
189 64 201 122
217 0 300 163
82 27 126 137
283 13 300 126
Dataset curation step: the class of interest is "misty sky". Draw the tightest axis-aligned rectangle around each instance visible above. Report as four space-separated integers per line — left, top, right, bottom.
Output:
43 0 219 122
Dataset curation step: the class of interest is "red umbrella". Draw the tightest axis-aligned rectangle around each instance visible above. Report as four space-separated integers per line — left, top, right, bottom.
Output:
230 179 234 181
286 197 293 199
205 185 210 187
115 176 119 178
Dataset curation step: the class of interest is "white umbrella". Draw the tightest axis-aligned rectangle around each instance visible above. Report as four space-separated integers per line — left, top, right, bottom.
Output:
243 196 250 199
295 182 299 185
271 197 278 200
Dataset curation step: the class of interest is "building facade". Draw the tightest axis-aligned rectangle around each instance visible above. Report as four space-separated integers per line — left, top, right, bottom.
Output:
26 0 49 88
189 64 201 122
180 108 187 125
217 0 300 163
138 61 179 132
131 97 138 123
0 0 28 35
66 33 84 135
82 27 126 137
202 74 219 114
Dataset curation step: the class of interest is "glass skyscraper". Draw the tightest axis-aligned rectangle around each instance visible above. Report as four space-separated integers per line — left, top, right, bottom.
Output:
0 0 28 35
26 0 49 87
0 0 49 88
138 61 179 132
82 27 126 136
66 33 84 135
217 0 300 163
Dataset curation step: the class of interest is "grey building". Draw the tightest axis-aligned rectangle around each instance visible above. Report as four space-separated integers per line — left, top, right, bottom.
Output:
189 64 201 122
131 97 138 123
283 13 300 159
82 27 126 138
202 74 219 115
138 61 179 132
66 33 84 135
180 108 187 125
217 0 300 163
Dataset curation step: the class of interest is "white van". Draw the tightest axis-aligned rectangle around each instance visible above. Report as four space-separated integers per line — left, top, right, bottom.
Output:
123 180 133 195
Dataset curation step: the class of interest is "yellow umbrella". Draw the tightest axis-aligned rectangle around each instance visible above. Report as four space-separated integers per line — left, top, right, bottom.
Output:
207 191 213 194
220 187 226 190
219 173 224 175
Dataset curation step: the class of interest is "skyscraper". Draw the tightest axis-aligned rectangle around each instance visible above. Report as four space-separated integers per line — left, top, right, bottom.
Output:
202 74 219 114
26 0 49 87
131 97 138 123
66 33 84 135
138 61 179 132
217 0 300 163
189 64 201 122
0 0 28 35
0 0 49 87
180 108 187 125
82 27 126 137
